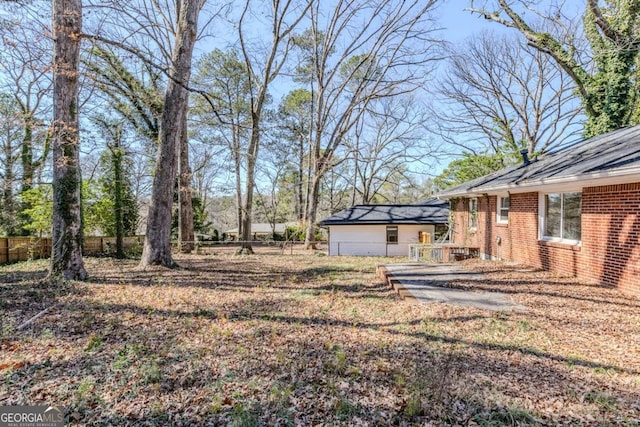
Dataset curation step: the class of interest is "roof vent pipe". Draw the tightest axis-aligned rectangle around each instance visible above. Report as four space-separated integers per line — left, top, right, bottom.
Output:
520 149 530 165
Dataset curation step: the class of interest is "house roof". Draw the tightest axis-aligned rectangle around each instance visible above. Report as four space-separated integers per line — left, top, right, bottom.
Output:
318 198 449 226
437 125 640 198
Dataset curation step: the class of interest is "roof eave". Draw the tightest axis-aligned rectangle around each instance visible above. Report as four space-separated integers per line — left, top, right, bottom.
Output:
320 219 448 226
437 166 640 199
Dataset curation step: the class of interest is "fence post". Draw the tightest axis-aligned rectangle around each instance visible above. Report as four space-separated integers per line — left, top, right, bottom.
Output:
2 238 7 264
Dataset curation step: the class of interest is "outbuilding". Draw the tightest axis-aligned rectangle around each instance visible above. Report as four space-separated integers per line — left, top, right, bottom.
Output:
319 199 449 256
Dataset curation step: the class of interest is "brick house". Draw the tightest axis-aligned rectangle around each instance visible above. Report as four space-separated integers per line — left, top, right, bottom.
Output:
437 126 640 297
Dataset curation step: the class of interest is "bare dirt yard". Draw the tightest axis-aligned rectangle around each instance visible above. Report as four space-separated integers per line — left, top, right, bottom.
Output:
1 248 639 426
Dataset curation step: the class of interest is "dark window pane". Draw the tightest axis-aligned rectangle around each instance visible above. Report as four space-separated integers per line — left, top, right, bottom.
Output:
386 226 398 244
499 196 510 222
469 198 478 228
545 194 561 238
563 192 582 240
501 196 510 209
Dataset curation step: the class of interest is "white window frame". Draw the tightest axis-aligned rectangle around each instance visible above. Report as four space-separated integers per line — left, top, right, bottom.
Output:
386 226 398 244
538 192 582 245
496 195 510 224
468 198 478 230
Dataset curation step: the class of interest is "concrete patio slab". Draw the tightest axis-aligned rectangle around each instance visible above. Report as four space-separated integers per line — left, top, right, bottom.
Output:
378 263 526 312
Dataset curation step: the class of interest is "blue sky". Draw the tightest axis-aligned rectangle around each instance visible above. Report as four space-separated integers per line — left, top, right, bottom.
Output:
424 2 504 175
436 1 494 41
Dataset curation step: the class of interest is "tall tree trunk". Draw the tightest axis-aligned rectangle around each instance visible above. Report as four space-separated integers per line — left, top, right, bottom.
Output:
19 116 50 236
112 136 125 259
50 0 87 280
178 110 194 253
20 117 34 193
303 150 312 226
303 87 314 226
304 173 321 250
140 0 199 268
18 117 34 236
295 135 304 222
1 133 16 236
233 132 243 241
350 147 359 206
239 120 259 253
236 0 310 253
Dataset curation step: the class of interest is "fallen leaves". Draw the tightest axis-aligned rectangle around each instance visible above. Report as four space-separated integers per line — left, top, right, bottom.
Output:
0 361 25 371
0 253 639 425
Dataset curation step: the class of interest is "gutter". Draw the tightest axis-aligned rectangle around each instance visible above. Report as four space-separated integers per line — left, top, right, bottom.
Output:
319 220 450 226
437 165 640 199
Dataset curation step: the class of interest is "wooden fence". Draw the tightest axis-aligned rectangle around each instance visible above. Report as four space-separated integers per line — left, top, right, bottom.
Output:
0 236 145 265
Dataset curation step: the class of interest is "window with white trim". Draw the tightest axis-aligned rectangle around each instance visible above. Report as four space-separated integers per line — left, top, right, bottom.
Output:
497 195 510 224
386 226 398 244
468 198 478 229
541 192 581 242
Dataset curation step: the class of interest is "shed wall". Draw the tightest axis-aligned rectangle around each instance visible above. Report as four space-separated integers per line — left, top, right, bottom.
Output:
327 224 436 256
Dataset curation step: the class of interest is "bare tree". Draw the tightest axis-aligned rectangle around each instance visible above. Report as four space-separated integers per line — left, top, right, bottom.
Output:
191 48 252 242
236 0 311 254
186 96 230 234
84 0 180 71
0 93 22 236
83 0 223 262
51 0 87 279
277 88 312 223
84 2 179 259
255 147 290 238
301 0 441 249
322 159 351 215
433 31 582 159
140 0 203 267
467 0 640 136
347 96 432 204
0 11 53 235
188 139 226 232
177 112 194 252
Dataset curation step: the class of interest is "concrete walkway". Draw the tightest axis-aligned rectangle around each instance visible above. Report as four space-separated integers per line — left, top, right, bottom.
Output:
378 263 526 312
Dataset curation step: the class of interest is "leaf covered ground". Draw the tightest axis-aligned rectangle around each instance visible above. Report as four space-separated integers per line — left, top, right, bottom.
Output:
1 249 639 426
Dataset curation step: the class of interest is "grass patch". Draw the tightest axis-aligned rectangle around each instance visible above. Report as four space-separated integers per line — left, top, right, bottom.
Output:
472 405 540 426
230 403 261 427
84 333 102 352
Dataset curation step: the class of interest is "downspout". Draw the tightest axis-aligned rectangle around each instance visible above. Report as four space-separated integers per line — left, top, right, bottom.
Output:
508 190 513 261
484 193 491 260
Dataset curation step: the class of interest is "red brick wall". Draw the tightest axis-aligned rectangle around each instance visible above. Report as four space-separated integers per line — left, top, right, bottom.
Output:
580 183 640 295
451 196 513 260
451 183 640 296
